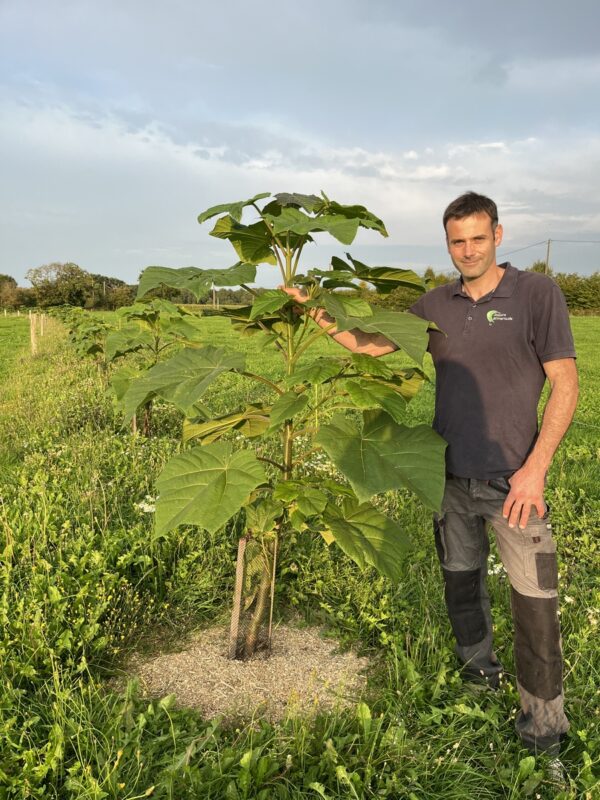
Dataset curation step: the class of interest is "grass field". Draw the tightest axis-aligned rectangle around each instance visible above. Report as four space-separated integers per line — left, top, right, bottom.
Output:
0 314 598 799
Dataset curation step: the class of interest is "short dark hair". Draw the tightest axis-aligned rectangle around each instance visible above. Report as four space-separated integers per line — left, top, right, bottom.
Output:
443 192 498 231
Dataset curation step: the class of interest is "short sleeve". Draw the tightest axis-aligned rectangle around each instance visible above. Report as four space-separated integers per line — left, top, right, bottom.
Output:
409 295 428 320
533 282 576 363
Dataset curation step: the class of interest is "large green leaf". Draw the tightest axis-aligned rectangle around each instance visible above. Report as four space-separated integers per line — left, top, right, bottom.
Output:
137 263 257 301
137 267 200 300
269 391 309 427
263 208 361 245
273 193 322 213
120 345 245 421
105 326 153 361
323 202 388 237
315 410 447 511
296 488 328 517
210 216 277 265
249 289 291 320
117 298 186 323
245 497 284 535
322 292 372 319
331 255 426 294
287 356 345 386
164 317 205 342
183 403 270 444
334 307 429 364
344 379 407 422
155 443 266 535
197 192 271 224
110 365 140 402
323 499 410 581
272 480 303 502
350 353 394 379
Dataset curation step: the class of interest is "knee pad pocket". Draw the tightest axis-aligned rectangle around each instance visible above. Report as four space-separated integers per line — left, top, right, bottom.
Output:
511 588 562 701
443 568 487 646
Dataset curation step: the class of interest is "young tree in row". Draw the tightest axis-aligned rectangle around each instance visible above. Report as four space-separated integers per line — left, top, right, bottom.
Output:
123 192 446 658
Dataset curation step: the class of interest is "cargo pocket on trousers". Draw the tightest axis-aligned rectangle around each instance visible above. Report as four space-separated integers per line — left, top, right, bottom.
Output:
535 552 558 591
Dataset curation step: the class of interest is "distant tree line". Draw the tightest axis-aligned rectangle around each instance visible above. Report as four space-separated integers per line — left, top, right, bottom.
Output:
0 263 136 310
351 262 600 314
1 260 598 313
527 261 600 313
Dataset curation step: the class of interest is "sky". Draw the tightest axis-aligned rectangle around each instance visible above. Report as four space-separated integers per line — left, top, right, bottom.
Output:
1 0 600 288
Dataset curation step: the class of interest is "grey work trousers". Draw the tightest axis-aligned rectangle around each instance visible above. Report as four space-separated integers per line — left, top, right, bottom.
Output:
434 475 569 754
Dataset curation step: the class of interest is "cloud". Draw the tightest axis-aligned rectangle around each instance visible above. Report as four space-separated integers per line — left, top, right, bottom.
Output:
506 55 600 93
1 100 599 283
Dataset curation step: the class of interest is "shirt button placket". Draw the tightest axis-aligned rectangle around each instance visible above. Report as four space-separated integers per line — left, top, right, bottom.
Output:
464 303 475 333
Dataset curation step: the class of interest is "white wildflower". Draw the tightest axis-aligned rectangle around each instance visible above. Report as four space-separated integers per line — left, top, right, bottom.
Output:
136 494 156 513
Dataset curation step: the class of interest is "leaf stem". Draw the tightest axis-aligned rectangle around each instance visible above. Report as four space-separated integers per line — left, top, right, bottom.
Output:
240 371 285 395
257 456 286 472
291 322 338 364
292 241 305 276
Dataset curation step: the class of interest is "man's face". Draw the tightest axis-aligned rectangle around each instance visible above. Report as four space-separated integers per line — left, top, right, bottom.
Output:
445 212 503 282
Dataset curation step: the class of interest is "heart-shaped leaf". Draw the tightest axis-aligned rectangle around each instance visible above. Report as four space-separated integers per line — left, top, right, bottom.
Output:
322 292 373 319
323 499 410 580
344 379 407 422
210 216 277 265
334 307 429 365
155 443 266 535
249 289 291 320
315 410 447 510
197 192 271 224
287 357 345 386
269 391 309 427
120 345 245 421
137 263 257 301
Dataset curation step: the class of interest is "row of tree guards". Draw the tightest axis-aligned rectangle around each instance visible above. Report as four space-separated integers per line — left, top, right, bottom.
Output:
29 311 47 356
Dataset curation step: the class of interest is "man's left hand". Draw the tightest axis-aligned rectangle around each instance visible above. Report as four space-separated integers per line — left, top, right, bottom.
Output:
502 466 546 529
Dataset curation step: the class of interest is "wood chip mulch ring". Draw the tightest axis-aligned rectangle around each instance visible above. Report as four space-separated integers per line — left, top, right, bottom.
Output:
119 623 371 723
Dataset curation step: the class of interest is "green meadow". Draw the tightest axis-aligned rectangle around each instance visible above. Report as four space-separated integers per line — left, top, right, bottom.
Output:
0 314 598 799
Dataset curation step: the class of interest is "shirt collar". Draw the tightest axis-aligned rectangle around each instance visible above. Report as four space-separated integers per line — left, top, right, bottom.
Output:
451 262 518 299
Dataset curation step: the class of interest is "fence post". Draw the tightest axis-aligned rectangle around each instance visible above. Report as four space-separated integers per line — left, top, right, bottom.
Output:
30 313 38 356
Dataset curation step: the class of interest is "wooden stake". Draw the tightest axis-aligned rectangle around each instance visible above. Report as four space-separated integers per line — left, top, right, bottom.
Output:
267 535 278 653
229 536 248 659
30 313 37 356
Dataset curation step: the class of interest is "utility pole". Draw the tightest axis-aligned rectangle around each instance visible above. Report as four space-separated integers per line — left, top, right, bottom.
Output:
545 239 552 275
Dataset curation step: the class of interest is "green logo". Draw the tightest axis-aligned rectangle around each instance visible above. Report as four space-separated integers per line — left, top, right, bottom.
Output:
487 309 513 325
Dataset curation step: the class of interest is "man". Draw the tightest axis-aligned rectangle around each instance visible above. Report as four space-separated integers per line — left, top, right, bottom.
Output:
283 192 578 756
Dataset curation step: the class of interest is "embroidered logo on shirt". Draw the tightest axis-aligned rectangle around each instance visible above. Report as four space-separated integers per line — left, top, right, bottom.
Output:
487 309 513 325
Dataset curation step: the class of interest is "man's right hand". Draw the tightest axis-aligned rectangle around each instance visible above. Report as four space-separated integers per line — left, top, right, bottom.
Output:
279 285 308 305
277 284 396 357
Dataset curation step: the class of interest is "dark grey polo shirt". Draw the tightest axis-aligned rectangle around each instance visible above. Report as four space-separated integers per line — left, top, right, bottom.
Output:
410 263 576 479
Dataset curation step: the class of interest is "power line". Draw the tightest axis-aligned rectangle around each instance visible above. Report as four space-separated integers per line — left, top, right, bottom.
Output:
500 238 600 259
499 240 547 257
550 239 600 245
